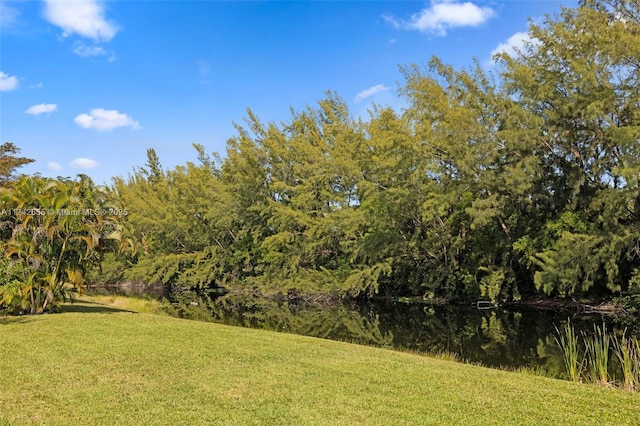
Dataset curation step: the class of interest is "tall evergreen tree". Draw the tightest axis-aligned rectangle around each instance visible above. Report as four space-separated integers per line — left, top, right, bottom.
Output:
0 143 34 187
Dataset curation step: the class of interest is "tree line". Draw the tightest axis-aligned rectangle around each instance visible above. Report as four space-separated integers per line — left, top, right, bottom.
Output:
0 143 131 314
2 0 640 314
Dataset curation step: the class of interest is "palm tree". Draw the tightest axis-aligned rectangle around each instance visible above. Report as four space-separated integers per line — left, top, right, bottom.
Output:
1 175 131 314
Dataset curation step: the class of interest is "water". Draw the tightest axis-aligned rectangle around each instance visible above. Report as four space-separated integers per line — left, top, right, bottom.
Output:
87 282 169 298
90 284 640 377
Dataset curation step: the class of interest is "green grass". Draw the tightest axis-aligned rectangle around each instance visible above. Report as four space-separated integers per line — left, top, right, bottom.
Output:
613 332 640 391
584 323 611 385
555 320 582 382
1 300 640 425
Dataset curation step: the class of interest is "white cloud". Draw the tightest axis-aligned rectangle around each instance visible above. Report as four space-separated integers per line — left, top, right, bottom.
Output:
30 82 44 90
73 42 106 57
490 31 534 59
72 42 117 61
0 71 19 91
70 158 99 169
25 103 58 116
382 14 402 30
385 0 495 36
355 84 391 103
43 0 118 42
74 108 141 131
47 161 62 171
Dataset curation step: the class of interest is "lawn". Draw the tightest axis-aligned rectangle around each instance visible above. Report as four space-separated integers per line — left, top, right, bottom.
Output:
1 298 639 425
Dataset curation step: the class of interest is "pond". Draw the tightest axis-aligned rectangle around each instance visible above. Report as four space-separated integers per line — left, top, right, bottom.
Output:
89 284 640 377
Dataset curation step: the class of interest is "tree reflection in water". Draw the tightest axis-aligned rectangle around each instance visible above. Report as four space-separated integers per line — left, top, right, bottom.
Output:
161 290 640 376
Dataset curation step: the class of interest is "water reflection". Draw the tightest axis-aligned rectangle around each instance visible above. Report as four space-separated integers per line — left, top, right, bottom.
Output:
88 282 169 298
92 284 640 377
165 292 394 348
369 301 637 376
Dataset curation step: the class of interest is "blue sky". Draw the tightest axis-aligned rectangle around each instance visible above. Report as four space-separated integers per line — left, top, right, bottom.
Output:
1 0 576 185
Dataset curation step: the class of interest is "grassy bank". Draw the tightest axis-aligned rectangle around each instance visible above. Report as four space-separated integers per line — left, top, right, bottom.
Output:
1 300 639 425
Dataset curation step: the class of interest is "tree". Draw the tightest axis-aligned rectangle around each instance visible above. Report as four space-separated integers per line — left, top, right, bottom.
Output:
98 0 640 302
498 0 640 296
0 142 34 187
0 175 130 314
112 145 244 291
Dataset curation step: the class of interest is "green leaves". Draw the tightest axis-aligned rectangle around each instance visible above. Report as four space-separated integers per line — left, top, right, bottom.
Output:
0 142 34 187
77 0 640 302
0 175 129 314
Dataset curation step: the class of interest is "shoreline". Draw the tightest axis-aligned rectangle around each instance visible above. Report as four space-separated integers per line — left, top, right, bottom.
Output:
86 282 638 318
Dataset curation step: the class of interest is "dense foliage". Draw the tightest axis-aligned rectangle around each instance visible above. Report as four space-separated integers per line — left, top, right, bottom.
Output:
95 0 640 302
0 175 131 314
93 0 640 302
3 0 640 314
0 142 34 186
